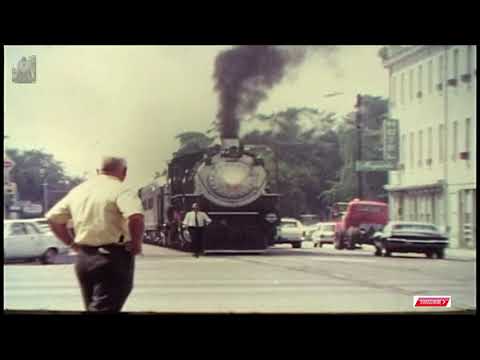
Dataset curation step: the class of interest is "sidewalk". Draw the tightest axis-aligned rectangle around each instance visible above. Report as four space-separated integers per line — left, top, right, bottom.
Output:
445 248 476 261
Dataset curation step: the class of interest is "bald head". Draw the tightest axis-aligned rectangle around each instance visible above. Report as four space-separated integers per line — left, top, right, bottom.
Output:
99 156 128 181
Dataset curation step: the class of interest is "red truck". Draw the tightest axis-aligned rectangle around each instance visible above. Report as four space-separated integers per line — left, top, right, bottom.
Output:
334 199 389 250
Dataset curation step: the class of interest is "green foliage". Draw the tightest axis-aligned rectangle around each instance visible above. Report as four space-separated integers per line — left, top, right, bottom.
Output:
243 107 343 218
173 131 216 157
323 95 390 203
5 148 85 207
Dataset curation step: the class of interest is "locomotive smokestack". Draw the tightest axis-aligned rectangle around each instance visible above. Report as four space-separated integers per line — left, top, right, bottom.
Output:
221 138 240 149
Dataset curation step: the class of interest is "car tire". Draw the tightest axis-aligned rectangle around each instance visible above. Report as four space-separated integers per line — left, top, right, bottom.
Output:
318 242 323 248
374 247 382 256
436 249 445 259
334 235 344 250
425 251 434 259
41 248 58 264
382 244 391 257
292 242 301 249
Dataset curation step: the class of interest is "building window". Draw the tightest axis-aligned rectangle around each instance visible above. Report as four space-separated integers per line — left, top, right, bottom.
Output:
465 118 471 153
409 69 414 101
418 65 423 97
467 45 472 74
439 124 444 163
453 48 459 79
438 55 444 85
427 127 432 164
401 73 405 104
419 130 423 167
410 132 415 168
401 134 406 164
452 121 458 161
391 76 396 105
462 45 474 84
428 60 433 94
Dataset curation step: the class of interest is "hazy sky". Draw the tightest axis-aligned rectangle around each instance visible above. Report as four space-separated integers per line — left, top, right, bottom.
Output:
4 45 388 189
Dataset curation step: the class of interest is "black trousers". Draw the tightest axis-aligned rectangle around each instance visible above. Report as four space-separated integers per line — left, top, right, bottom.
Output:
75 244 135 312
188 227 205 255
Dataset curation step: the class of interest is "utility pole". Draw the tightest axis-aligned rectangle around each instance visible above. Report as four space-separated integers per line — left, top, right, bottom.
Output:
356 94 363 200
42 180 48 215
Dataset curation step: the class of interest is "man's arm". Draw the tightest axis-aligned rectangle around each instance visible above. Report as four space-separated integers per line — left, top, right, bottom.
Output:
128 214 145 256
203 212 212 225
48 221 76 249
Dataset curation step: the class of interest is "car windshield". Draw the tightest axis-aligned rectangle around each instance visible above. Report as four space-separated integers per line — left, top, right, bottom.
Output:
393 224 439 232
282 222 298 228
322 224 336 232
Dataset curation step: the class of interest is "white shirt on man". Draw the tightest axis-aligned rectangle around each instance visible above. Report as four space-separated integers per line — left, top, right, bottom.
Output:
183 211 212 227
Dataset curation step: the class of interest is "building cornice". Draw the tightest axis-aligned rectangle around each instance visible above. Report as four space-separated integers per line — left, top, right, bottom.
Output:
382 46 452 69
385 180 445 194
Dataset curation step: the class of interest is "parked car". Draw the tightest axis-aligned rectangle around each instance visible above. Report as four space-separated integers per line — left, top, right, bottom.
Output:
303 222 322 241
312 222 337 247
275 218 306 248
371 221 449 259
299 214 321 241
4 219 70 264
30 218 50 232
30 217 76 239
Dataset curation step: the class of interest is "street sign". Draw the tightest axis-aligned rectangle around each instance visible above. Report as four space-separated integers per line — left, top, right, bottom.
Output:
383 118 399 162
355 160 397 172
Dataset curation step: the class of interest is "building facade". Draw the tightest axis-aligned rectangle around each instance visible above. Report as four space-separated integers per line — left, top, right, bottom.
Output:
382 45 476 249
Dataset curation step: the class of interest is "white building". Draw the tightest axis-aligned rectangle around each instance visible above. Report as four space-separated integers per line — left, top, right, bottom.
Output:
382 45 476 249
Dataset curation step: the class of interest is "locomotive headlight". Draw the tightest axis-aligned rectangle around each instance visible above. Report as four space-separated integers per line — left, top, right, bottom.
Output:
265 213 278 223
222 165 249 185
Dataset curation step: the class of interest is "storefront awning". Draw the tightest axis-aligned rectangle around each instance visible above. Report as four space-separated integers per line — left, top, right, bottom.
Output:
385 181 444 195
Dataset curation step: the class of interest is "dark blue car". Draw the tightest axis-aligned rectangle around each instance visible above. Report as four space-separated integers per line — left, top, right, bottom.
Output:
372 221 449 259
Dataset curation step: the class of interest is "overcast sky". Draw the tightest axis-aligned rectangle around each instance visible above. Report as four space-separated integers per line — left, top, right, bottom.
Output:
4 45 388 189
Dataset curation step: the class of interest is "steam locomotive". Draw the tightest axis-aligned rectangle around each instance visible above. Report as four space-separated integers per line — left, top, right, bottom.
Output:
138 138 281 253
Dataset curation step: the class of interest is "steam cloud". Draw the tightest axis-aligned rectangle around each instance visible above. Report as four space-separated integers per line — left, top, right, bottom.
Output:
213 45 338 138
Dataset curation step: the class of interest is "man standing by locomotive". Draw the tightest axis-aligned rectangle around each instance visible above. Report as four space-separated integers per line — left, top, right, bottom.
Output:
183 203 211 257
46 156 144 312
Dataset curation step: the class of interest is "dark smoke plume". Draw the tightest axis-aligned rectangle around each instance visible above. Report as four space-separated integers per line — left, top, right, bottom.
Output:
213 45 337 138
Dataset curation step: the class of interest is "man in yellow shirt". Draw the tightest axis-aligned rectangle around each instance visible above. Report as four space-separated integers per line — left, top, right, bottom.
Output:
46 156 144 312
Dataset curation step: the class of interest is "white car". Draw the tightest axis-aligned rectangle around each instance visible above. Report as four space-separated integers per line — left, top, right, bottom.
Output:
4 219 70 264
275 218 305 248
303 222 323 241
312 222 337 247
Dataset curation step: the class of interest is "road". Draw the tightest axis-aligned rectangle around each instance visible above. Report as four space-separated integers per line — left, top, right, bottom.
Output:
3 243 476 313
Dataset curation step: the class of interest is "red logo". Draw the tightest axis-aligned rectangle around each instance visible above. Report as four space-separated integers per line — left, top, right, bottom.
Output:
413 296 451 307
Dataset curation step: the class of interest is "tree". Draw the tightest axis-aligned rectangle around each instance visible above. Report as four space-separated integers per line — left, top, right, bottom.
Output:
5 148 85 208
243 107 343 218
173 131 216 158
321 95 390 204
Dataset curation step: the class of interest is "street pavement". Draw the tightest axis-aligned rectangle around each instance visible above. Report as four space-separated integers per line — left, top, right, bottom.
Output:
3 242 476 314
